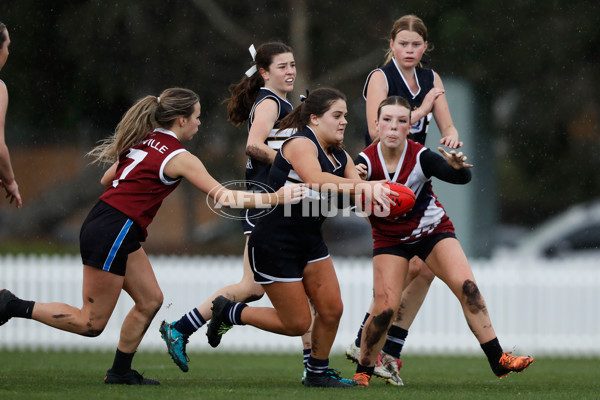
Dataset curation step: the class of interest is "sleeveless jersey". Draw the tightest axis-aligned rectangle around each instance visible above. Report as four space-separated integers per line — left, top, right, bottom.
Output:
245 88 294 192
357 140 454 248
100 128 186 238
250 126 348 252
363 59 435 145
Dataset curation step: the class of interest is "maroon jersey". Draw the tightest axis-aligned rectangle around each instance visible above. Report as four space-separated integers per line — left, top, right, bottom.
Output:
357 140 454 249
100 128 187 238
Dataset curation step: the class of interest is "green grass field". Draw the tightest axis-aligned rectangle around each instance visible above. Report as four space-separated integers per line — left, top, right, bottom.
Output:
0 351 598 400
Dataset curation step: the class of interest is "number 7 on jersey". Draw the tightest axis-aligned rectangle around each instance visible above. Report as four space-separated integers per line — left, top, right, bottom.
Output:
112 149 148 188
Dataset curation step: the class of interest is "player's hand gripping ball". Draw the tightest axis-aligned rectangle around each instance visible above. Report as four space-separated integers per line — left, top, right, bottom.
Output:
383 182 416 217
362 182 416 217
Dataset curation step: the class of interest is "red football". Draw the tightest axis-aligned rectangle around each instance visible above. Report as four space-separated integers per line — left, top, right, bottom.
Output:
360 182 416 217
385 182 416 216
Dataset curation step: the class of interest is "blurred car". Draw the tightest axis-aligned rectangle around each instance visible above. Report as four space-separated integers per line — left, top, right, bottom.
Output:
496 201 600 259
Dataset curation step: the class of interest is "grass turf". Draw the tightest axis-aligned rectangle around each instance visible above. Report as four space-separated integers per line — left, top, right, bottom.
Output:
0 351 598 400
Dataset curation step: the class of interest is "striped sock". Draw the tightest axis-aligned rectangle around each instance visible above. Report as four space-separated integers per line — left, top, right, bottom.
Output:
305 356 329 377
303 348 311 367
224 302 247 325
173 308 206 336
382 326 408 358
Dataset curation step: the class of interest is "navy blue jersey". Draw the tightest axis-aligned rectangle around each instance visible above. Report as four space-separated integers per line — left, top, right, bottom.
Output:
363 59 435 145
245 88 294 192
249 126 348 254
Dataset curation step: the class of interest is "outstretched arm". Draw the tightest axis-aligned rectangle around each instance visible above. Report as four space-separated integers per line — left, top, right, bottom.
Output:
283 138 392 207
420 147 472 184
164 151 303 208
438 147 473 170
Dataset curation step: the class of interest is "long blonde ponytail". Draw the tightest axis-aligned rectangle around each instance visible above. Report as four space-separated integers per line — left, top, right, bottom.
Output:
88 88 199 165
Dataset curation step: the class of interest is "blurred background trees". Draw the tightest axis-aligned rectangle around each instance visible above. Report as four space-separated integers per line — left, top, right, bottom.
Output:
0 0 598 254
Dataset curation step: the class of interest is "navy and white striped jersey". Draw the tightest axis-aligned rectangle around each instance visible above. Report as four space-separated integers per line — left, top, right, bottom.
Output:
245 88 294 192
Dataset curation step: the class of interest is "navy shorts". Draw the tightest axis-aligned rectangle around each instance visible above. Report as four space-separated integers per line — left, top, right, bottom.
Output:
373 232 456 261
248 241 330 284
80 201 143 276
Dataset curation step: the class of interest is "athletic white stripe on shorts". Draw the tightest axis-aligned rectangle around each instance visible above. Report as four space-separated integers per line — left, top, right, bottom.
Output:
250 247 302 284
307 254 330 264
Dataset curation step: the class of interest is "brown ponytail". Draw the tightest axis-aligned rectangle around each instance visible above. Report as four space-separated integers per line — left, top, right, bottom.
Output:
224 42 293 126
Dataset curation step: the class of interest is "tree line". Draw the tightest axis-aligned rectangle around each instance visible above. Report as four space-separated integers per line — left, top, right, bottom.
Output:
0 0 598 245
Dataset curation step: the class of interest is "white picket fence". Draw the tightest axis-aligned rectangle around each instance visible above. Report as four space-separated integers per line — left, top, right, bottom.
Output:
1 254 599 356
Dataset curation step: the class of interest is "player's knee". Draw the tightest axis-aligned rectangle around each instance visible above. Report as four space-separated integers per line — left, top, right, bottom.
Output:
319 298 344 324
407 257 424 281
240 291 264 303
138 290 163 317
232 282 265 303
151 290 164 313
80 320 107 337
286 315 312 336
462 279 486 314
406 264 420 282
418 265 435 283
374 288 399 311
82 328 104 337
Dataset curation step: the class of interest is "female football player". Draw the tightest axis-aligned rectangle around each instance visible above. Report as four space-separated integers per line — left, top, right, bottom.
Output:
159 42 310 373
205 88 392 388
351 96 533 387
0 87 304 385
348 14 463 385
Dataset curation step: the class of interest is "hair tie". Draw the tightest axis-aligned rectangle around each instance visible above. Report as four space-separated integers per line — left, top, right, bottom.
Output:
299 89 309 102
244 44 258 77
157 96 161 104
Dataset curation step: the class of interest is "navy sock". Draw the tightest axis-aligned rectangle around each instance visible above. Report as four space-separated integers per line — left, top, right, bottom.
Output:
6 298 35 319
111 348 135 374
305 356 329 377
303 348 311 367
382 325 408 358
481 337 504 373
173 308 206 336
356 363 375 376
355 312 370 347
223 302 247 325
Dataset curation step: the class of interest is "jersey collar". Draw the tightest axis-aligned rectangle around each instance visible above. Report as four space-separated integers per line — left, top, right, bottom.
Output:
153 127 179 140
